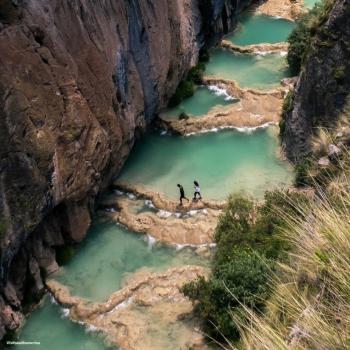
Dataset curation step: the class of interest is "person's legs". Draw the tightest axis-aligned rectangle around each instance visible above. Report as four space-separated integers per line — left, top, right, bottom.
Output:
194 191 201 200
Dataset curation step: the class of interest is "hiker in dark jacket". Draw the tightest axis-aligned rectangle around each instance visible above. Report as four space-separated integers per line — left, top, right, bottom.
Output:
177 184 189 205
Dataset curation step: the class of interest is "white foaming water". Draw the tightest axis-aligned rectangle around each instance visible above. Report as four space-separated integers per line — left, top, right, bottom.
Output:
126 192 136 200
114 189 125 196
185 122 276 137
207 85 236 101
104 207 117 213
49 295 58 305
280 51 288 57
147 235 156 249
144 199 155 208
157 210 173 218
60 308 70 319
85 325 98 333
176 242 217 251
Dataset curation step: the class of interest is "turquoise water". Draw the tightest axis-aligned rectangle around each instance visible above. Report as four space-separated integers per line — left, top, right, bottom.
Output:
304 0 320 9
205 49 292 89
165 86 237 119
118 128 293 200
14 10 295 349
12 297 112 350
12 222 208 350
55 220 209 301
226 14 295 45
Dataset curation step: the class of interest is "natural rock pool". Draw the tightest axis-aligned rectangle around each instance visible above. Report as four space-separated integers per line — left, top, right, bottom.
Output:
13 9 300 350
226 14 295 45
13 297 113 350
54 221 210 301
205 48 292 89
118 128 293 200
164 85 237 119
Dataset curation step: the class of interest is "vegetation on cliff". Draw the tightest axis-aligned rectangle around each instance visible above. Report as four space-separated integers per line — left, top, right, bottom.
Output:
182 190 310 343
168 62 207 107
233 149 350 350
287 0 335 74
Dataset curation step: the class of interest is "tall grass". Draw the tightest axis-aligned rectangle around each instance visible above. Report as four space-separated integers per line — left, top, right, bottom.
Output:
230 153 350 350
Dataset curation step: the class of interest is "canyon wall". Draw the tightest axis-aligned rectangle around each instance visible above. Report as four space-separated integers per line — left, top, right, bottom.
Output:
0 0 253 341
283 0 350 161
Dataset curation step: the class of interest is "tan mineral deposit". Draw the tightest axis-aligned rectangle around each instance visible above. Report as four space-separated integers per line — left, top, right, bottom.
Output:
47 266 210 350
159 78 287 135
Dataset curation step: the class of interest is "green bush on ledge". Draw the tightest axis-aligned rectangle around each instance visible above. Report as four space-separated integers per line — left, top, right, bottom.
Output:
182 191 310 343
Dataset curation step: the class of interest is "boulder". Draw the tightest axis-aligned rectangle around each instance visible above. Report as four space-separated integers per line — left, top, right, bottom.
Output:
318 156 330 167
328 144 342 161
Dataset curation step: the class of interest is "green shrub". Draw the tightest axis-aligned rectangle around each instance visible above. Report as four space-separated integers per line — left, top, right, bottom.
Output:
182 249 271 342
287 0 335 74
214 196 254 266
199 48 210 63
168 80 194 107
187 62 206 84
182 192 311 343
178 112 190 120
168 61 207 107
280 91 294 138
282 91 294 115
295 159 313 186
55 245 76 265
334 65 346 82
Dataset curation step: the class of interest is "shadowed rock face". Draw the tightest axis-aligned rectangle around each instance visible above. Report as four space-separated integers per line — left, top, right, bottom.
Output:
0 0 254 340
284 0 350 161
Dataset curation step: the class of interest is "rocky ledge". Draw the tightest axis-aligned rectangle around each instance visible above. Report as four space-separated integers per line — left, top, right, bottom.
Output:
159 78 287 135
47 266 209 350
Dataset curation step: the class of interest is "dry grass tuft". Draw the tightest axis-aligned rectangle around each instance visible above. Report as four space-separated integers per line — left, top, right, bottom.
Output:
229 154 350 350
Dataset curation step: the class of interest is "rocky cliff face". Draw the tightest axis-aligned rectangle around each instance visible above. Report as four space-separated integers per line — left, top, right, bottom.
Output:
284 0 350 161
0 0 253 340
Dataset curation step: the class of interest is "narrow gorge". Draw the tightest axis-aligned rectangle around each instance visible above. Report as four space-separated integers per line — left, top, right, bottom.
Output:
1 0 349 349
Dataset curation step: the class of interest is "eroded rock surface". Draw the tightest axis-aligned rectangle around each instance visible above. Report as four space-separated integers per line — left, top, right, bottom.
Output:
47 266 209 350
283 0 350 161
253 0 304 20
160 78 286 135
221 40 289 55
102 195 221 246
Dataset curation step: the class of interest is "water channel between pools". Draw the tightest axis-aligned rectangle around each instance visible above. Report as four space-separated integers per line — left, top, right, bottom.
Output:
12 10 300 350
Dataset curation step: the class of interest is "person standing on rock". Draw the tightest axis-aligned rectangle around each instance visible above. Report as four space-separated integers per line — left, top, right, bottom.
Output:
177 184 189 206
193 180 202 201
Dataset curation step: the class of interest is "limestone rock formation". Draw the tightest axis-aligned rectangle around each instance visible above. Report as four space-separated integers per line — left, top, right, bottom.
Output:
46 266 210 350
0 0 254 340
